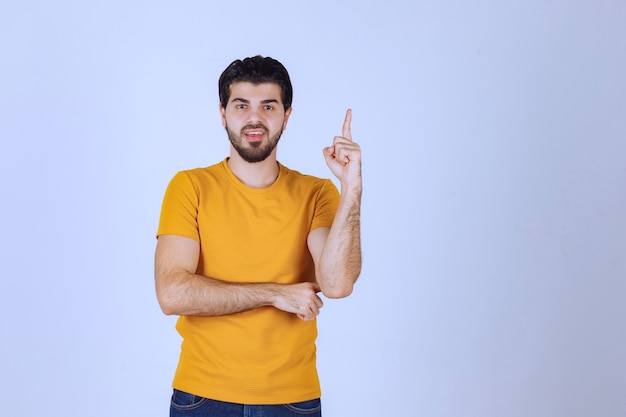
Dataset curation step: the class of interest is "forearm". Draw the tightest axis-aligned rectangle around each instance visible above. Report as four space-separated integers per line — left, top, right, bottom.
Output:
317 184 362 298
155 234 323 318
156 271 279 316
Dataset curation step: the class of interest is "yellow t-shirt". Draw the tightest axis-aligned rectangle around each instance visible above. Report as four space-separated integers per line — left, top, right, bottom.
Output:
157 159 339 404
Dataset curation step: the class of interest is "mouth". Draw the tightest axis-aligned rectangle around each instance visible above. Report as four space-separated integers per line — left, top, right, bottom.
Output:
242 125 268 142
245 130 265 142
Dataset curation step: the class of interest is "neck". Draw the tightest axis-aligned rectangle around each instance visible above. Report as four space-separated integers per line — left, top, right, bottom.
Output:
227 148 280 188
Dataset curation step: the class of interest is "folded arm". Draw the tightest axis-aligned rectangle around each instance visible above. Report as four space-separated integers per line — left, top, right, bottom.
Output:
154 234 323 320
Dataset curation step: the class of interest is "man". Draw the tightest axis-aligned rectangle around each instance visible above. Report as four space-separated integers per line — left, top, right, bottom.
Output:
155 55 362 417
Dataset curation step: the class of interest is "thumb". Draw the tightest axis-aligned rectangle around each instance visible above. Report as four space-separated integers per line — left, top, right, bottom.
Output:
323 146 335 163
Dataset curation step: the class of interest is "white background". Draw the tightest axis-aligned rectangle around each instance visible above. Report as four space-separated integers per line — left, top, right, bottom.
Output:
1 1 625 416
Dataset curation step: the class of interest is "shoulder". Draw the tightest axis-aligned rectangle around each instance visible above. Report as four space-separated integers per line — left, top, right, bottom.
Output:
169 160 226 187
278 164 339 206
180 160 225 179
279 163 336 189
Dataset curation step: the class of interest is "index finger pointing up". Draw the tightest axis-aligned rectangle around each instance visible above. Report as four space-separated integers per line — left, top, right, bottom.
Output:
342 108 352 141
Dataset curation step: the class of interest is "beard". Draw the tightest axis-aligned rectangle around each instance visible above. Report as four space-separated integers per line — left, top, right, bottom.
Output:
226 123 283 163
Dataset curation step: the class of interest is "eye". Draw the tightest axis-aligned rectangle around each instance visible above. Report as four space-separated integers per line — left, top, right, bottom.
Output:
236 104 247 109
264 105 274 111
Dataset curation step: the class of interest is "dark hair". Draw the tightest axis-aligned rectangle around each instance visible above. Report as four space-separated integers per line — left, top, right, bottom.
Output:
218 55 293 111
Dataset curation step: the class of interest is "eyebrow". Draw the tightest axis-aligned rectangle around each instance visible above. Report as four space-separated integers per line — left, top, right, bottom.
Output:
231 98 280 104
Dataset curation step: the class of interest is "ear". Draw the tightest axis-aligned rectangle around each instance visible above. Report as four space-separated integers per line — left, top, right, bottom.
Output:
282 107 293 130
219 103 227 128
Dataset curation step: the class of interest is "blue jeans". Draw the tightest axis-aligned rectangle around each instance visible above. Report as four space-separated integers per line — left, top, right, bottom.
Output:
170 389 322 417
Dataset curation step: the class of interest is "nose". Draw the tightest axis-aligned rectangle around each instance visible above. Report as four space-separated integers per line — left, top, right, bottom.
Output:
246 107 263 125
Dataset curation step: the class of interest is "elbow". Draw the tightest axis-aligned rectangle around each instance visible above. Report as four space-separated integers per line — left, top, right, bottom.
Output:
156 286 180 316
159 302 178 316
322 286 353 299
157 298 177 316
318 267 360 299
320 281 355 299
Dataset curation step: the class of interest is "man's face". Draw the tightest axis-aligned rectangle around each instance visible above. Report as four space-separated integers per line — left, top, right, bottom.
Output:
220 82 292 163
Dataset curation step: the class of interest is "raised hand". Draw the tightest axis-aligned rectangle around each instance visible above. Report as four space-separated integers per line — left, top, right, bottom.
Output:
323 109 362 188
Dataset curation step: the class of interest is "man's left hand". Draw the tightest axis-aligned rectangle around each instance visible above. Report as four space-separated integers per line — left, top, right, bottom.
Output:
323 109 362 188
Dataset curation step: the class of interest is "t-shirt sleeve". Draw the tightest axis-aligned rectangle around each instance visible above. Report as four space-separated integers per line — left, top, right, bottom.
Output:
156 171 201 242
310 179 340 231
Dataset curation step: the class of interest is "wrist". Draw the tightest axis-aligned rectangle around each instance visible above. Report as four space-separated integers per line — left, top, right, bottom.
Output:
340 180 362 198
261 283 282 307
